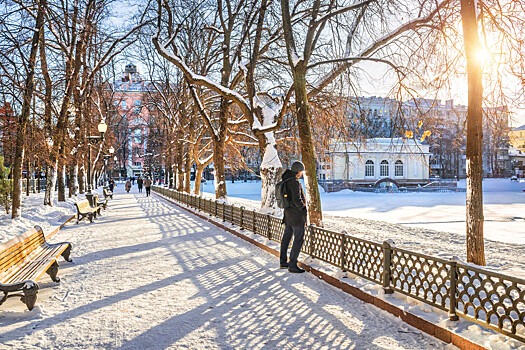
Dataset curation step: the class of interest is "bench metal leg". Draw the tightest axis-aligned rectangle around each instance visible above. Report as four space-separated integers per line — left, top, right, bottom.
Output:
46 261 60 282
61 244 73 262
22 283 39 311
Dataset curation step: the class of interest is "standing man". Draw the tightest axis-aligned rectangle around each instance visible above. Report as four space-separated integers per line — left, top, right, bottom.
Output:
279 161 307 273
144 177 152 197
137 176 144 193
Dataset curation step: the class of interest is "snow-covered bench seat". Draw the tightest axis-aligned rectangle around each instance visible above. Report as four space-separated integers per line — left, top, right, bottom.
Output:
75 199 101 224
0 225 72 310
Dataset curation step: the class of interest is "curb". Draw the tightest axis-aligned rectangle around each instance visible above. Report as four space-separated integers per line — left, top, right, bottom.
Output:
154 193 488 350
46 214 76 239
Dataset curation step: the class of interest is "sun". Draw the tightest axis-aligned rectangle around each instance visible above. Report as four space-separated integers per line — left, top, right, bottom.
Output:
474 47 491 66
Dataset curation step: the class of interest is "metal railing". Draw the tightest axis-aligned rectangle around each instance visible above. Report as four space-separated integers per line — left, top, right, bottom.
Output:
152 185 525 343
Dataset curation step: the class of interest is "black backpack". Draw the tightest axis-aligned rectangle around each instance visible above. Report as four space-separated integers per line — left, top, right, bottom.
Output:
275 178 293 208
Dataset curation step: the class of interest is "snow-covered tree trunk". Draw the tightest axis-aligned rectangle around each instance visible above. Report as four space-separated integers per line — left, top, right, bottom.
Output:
69 164 78 197
259 131 282 214
44 163 57 206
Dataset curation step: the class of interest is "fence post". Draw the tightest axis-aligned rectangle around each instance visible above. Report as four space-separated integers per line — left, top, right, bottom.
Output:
252 210 257 233
340 233 346 272
240 206 244 230
266 214 272 240
222 203 226 222
382 240 394 294
448 259 459 321
215 200 218 217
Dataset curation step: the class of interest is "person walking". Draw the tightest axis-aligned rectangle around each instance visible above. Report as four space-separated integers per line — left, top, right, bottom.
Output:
279 161 307 273
137 176 144 193
109 178 115 192
144 177 152 197
125 179 131 193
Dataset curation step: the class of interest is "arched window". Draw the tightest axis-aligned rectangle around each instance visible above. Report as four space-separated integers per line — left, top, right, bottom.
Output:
365 160 374 177
395 160 403 177
380 160 389 177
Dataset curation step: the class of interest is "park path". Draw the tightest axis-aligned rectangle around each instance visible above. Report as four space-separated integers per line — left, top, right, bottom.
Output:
0 186 450 350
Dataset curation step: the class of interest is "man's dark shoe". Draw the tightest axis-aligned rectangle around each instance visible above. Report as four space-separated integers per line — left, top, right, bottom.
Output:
280 262 289 269
288 266 305 273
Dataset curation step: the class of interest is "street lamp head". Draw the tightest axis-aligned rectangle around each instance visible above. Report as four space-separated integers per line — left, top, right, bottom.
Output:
98 120 108 134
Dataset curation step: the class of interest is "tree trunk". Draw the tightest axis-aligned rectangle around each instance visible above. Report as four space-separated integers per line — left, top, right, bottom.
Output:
69 164 78 197
57 160 66 201
194 163 205 195
78 165 85 194
293 65 323 226
460 0 485 265
184 151 192 193
44 162 57 206
213 140 227 201
259 132 283 214
11 3 45 218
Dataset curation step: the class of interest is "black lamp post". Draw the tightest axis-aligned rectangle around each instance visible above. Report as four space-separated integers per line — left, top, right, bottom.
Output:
86 120 107 206
102 146 115 186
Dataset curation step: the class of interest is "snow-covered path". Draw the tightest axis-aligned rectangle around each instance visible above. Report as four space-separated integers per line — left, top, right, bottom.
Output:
0 189 451 349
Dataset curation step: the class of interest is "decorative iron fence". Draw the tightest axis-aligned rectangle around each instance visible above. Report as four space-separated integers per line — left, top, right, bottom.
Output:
152 186 525 343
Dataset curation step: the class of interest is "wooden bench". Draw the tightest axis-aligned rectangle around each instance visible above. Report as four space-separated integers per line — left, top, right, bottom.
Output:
103 187 113 200
75 199 100 224
94 192 108 210
0 225 72 310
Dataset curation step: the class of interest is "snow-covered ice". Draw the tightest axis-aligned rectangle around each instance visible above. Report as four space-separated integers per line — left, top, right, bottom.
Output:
0 187 452 349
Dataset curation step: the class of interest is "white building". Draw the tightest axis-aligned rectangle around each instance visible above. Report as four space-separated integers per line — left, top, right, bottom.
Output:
327 138 430 187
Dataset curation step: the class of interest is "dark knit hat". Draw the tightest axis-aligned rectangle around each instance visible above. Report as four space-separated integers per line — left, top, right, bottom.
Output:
291 161 305 173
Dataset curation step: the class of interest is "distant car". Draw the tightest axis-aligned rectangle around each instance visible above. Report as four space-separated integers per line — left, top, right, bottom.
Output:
511 175 518 181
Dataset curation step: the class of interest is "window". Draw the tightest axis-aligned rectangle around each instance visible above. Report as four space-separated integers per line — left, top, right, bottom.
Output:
134 162 142 167
365 160 374 177
395 160 403 177
121 100 127 109
134 100 142 106
133 129 142 144
380 160 389 177
133 107 141 114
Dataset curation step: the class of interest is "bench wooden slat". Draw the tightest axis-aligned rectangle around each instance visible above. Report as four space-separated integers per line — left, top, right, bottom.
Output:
1 245 64 284
0 228 45 271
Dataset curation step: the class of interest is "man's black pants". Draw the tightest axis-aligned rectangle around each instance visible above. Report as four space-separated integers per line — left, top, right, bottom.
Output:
280 224 305 266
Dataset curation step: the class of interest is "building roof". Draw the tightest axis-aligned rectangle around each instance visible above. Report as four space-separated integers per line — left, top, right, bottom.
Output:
512 124 525 131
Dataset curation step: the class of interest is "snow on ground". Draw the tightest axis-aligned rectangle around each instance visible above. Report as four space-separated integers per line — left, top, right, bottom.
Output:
198 178 525 278
0 191 76 243
0 187 452 349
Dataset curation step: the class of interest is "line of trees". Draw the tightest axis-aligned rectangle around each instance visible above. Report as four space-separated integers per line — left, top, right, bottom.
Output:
1 0 524 265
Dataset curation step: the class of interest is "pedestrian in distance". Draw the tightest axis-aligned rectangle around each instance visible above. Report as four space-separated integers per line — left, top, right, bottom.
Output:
137 176 144 193
279 161 308 273
109 178 115 192
144 177 152 197
125 178 131 193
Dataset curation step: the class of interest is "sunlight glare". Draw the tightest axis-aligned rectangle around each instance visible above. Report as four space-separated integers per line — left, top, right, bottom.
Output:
475 47 491 66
